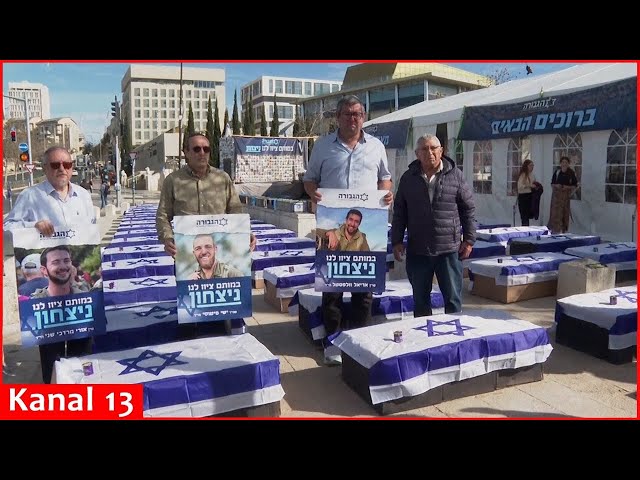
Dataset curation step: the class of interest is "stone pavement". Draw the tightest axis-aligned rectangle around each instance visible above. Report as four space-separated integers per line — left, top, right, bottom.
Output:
2 198 637 418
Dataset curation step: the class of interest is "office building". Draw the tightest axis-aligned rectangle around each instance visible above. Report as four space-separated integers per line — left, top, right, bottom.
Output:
240 76 342 136
300 63 492 134
119 64 225 147
5 81 51 124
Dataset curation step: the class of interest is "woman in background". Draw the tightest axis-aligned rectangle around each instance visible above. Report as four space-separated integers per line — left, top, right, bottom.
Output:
548 156 578 233
516 159 539 226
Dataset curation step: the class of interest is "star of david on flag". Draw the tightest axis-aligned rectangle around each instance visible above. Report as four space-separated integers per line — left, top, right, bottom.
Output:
117 349 187 376
413 318 474 337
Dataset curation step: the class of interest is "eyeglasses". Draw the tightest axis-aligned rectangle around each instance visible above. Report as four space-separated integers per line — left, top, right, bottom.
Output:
192 146 211 153
341 112 365 119
417 146 442 152
48 161 74 169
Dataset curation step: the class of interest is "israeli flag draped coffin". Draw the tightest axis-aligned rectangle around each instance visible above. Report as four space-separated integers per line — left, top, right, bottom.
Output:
254 237 315 252
555 285 637 350
262 263 315 298
294 279 444 341
564 242 637 271
54 334 285 418
253 228 297 240
251 248 316 280
102 244 167 262
332 310 552 405
13 224 106 347
476 226 549 243
468 252 576 286
508 233 601 253
462 240 506 269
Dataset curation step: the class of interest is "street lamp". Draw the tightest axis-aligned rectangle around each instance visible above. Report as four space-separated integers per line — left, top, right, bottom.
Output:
3 94 34 186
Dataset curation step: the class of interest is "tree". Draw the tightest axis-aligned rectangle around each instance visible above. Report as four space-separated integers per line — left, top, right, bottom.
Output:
183 103 195 151
83 142 94 155
270 95 279 137
242 97 250 135
205 97 215 165
246 95 255 136
212 99 221 167
223 108 230 135
232 90 241 134
292 104 304 136
486 67 515 86
260 104 268 136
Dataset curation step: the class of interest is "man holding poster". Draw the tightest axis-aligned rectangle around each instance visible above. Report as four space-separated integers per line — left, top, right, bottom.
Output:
3 146 98 384
303 95 392 366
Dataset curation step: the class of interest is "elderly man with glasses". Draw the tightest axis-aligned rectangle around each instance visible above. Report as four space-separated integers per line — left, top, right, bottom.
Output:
3 146 96 235
3 146 96 384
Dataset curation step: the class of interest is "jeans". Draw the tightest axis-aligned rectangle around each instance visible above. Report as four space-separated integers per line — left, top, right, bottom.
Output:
321 291 373 340
406 251 463 317
39 337 93 384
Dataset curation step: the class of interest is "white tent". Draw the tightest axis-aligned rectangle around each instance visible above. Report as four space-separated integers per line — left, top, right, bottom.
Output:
364 63 637 241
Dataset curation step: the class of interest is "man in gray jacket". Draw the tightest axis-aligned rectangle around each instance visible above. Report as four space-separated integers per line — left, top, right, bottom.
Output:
391 134 476 316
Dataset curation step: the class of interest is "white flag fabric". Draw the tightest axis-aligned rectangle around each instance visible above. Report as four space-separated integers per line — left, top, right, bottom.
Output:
468 252 576 286
251 248 316 280
476 226 549 243
564 242 636 271
296 279 445 340
101 275 177 306
332 310 552 405
508 233 601 253
54 334 285 417
556 285 637 350
262 263 315 298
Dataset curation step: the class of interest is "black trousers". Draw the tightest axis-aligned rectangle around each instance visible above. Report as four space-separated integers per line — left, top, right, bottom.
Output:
321 291 373 338
39 337 93 384
518 192 533 226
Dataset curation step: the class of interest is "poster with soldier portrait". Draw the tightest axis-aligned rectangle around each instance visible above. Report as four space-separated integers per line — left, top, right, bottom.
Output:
173 214 252 324
12 223 106 347
315 188 389 294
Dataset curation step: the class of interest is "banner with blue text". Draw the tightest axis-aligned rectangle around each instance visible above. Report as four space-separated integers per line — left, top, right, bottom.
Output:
363 118 411 149
13 224 106 347
315 189 388 294
174 214 252 323
458 77 637 140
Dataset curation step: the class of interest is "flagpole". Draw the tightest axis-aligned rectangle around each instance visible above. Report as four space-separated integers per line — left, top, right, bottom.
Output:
178 63 184 168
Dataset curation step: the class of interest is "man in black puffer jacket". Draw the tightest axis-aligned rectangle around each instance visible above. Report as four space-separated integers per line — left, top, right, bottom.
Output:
392 134 476 316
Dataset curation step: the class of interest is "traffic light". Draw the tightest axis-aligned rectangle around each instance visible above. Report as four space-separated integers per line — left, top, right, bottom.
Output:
111 102 117 118
19 151 29 162
10 130 16 142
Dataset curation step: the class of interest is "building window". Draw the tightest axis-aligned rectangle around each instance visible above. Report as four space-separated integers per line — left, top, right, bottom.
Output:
135 120 141 129
606 128 637 204
161 121 167 130
169 90 175 98
186 90 191 98
143 99 150 108
269 79 273 94
369 85 395 118
314 83 330 95
152 89 158 97
507 137 531 196
252 81 261 97
331 84 340 93
160 89 166 97
428 82 457 100
286 81 302 95
398 81 424 109
143 88 149 97
275 80 283 94
134 99 141 108
194 91 200 99
553 133 583 200
304 82 311 96
134 88 140 96
472 141 492 194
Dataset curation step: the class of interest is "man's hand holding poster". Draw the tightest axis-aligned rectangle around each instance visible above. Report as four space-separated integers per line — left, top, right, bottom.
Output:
174 214 252 323
315 189 388 294
13 224 106 347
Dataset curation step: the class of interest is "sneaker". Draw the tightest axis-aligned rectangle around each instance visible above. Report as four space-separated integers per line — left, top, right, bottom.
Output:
323 345 342 366
324 354 342 366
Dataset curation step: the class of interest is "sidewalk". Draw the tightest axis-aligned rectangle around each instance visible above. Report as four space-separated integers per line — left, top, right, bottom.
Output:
2 204 636 417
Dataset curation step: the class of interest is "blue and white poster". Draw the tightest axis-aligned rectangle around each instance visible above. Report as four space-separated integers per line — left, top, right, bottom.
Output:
13 224 106 347
174 214 252 324
315 189 389 294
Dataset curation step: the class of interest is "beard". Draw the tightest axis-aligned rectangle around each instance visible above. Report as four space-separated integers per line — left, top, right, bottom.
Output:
46 268 71 286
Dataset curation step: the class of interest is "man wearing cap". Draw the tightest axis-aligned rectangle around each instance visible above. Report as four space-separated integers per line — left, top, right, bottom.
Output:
3 146 96 384
17 253 48 296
